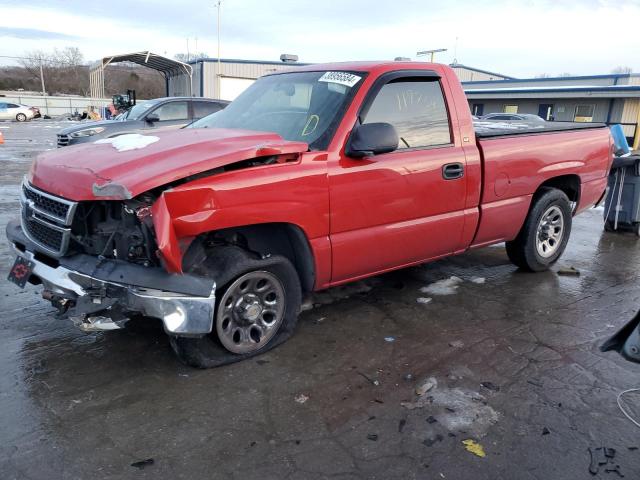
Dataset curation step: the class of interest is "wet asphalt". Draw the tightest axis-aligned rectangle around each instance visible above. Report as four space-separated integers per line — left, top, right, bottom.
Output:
1 120 640 480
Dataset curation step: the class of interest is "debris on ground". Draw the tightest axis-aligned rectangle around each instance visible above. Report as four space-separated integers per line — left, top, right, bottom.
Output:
398 419 407 433
402 387 499 437
470 277 486 284
480 381 500 392
462 439 486 458
420 276 463 295
294 394 309 404
417 297 433 305
300 299 314 311
557 266 581 276
416 377 438 396
130 458 154 469
367 434 378 441
449 340 464 348
256 359 269 365
358 371 380 386
589 447 621 476
542 427 550 435
423 434 444 447
384 336 396 342
314 317 326 324
404 373 414 381
426 415 438 424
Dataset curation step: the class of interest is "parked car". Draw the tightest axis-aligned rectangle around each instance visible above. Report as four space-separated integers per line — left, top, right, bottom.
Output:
481 113 546 124
7 61 613 367
56 97 229 147
0 102 35 122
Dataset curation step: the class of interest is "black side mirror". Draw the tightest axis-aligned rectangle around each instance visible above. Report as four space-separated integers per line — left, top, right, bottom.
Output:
601 310 640 363
146 113 160 123
347 122 399 158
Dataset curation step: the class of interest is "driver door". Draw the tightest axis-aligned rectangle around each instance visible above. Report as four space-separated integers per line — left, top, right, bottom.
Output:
329 75 468 282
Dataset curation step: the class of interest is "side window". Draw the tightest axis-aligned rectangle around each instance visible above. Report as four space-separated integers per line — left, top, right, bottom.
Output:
150 101 189 121
7 103 19 108
0 103 7 109
193 101 223 119
362 79 451 149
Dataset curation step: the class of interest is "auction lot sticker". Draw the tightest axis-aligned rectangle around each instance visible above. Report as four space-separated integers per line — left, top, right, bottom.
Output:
318 72 362 88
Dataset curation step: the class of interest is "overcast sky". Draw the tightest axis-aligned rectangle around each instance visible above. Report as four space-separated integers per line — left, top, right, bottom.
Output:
1 0 639 78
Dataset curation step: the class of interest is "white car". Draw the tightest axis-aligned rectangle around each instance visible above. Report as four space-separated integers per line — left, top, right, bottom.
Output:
0 102 35 122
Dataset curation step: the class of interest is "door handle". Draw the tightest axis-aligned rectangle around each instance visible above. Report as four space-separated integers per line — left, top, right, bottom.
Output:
442 163 464 180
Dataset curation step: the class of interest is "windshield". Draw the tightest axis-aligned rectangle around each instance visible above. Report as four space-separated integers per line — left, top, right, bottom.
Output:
123 100 153 120
190 71 364 150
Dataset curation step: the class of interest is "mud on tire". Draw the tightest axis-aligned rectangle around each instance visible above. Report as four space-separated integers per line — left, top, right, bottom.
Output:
169 246 302 368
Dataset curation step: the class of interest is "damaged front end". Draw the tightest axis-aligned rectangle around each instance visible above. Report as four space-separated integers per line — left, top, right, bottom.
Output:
7 180 217 336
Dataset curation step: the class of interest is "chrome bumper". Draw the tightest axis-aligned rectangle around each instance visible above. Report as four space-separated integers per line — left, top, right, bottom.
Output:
10 245 216 337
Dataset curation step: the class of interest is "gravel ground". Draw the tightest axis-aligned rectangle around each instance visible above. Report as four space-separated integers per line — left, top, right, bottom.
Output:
1 119 640 480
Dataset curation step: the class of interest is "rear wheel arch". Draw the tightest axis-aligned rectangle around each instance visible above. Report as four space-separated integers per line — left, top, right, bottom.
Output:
182 222 316 293
537 174 581 209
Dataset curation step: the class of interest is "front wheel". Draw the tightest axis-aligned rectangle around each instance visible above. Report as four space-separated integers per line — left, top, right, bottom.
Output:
506 187 572 272
15 113 27 122
169 249 302 368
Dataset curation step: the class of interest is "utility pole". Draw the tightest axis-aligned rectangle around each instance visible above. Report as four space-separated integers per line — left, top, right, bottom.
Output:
215 0 222 98
39 61 46 95
416 48 448 63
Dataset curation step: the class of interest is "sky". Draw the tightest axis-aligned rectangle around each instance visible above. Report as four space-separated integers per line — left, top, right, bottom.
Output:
1 0 639 79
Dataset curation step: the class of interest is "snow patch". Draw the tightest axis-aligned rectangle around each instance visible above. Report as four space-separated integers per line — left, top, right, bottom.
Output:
420 276 463 295
416 297 432 305
470 276 486 284
95 134 159 152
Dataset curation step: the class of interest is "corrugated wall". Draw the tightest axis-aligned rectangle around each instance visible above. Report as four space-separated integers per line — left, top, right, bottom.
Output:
201 61 302 99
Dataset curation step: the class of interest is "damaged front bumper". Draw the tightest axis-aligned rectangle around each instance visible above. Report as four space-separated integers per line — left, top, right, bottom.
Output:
6 220 216 336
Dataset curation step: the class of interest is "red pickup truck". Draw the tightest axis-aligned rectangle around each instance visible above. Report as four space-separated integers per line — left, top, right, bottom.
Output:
7 61 613 367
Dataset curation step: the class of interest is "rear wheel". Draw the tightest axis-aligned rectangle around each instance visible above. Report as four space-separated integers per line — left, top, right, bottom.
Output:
15 113 27 122
506 187 572 271
169 248 302 368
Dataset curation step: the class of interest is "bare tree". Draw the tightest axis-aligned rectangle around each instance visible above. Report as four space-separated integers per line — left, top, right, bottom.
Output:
18 47 88 95
535 73 550 78
611 66 633 74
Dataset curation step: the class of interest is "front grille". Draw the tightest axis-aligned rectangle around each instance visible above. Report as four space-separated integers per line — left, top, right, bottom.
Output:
57 134 71 147
22 210 65 252
20 179 78 256
22 183 71 222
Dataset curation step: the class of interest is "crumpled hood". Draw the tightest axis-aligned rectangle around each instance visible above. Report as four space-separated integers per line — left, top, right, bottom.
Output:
29 128 309 201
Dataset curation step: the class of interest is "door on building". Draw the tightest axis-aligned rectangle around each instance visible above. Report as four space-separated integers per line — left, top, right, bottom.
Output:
538 104 554 121
472 103 484 116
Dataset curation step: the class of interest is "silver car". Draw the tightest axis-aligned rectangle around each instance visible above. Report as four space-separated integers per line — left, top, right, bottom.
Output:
0 102 35 122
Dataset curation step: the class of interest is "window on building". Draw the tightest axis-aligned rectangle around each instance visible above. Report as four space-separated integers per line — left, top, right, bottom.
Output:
574 105 595 122
503 105 519 113
472 103 484 116
362 79 451 149
150 101 189 121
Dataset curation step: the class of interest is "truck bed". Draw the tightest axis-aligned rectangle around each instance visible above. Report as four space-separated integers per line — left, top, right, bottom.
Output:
474 121 607 138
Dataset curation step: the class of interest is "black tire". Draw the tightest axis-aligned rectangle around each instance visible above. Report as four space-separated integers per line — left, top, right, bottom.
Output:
15 113 27 122
505 187 572 272
169 247 302 368
604 220 615 232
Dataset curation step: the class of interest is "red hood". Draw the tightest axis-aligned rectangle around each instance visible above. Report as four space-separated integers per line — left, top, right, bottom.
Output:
29 128 309 201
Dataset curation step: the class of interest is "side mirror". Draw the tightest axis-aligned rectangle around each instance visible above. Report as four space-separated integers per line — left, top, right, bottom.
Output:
601 310 640 363
145 113 160 124
347 122 399 158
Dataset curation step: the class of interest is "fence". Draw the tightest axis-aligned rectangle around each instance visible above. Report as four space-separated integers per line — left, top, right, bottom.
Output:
0 93 110 117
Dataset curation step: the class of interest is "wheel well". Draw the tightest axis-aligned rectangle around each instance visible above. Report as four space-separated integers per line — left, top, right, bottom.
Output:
184 223 316 293
537 175 581 204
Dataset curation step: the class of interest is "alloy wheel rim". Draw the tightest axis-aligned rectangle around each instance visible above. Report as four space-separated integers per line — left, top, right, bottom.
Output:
216 271 285 354
536 205 564 258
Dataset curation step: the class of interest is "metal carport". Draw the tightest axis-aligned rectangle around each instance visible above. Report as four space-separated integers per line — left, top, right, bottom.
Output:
89 51 193 106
